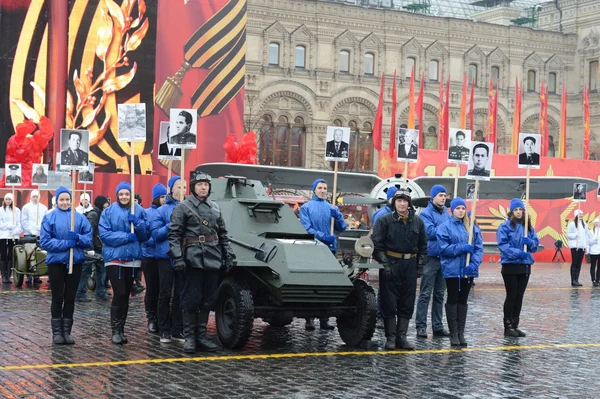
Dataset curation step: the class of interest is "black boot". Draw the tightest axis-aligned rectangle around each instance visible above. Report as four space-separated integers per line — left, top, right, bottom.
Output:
571 279 582 287
305 318 315 331
146 311 158 334
320 317 335 330
0 261 10 284
395 318 414 350
445 304 460 347
62 318 75 345
51 318 66 345
504 318 519 337
383 318 396 350
196 309 221 352
120 305 129 343
456 304 468 347
182 310 198 353
512 318 526 337
111 306 123 344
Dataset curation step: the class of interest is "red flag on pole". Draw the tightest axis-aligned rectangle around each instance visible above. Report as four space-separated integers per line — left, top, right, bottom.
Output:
460 73 467 129
584 85 591 160
492 84 498 151
389 70 397 157
416 73 425 148
469 78 475 134
372 72 385 152
558 85 567 158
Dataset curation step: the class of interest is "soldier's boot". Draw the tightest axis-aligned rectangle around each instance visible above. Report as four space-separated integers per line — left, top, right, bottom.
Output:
304 318 315 331
512 318 526 337
383 318 396 350
395 318 415 350
146 311 159 334
182 310 198 353
195 309 221 352
62 318 75 345
111 306 123 345
504 318 519 337
457 304 468 347
51 318 66 345
445 304 460 347
320 317 335 330
0 261 10 284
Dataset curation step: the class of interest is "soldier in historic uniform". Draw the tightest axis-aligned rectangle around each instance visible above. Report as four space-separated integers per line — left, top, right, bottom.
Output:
397 130 418 160
61 131 88 166
170 110 196 146
120 107 146 141
467 143 491 177
5 165 21 185
448 130 470 162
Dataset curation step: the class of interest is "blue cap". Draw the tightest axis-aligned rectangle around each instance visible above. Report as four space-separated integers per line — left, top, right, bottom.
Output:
116 181 132 196
152 184 167 200
450 197 467 212
510 198 525 212
55 186 71 202
168 176 181 192
386 187 398 200
430 184 447 198
312 178 327 192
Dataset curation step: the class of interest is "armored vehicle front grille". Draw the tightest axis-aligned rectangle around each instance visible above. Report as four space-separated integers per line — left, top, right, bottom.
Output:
279 285 352 303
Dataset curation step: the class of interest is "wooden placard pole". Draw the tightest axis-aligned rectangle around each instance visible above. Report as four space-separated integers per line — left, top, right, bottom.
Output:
167 159 172 188
330 160 339 235
465 179 480 266
69 170 77 274
453 163 460 199
403 161 409 189
11 186 15 225
130 144 135 233
523 167 531 250
180 149 186 200
576 201 581 249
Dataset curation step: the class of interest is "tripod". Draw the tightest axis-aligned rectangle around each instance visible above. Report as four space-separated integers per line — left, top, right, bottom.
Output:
552 244 565 262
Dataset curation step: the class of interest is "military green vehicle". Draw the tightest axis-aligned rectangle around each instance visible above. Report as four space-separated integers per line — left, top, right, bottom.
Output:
204 174 377 349
12 237 48 287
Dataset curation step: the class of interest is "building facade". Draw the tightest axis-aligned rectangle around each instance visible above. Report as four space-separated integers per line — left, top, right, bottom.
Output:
245 0 600 172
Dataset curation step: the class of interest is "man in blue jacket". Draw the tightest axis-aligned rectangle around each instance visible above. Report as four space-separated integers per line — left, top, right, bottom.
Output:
299 178 347 330
415 185 451 338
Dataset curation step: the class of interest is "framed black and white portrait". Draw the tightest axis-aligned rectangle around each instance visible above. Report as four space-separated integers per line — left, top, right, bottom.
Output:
78 163 95 184
325 126 350 162
59 129 90 170
466 183 479 200
574 183 587 202
448 128 471 164
32 164 49 186
169 108 197 149
466 141 493 181
117 103 146 142
157 121 182 160
5 164 22 186
518 133 541 169
397 128 419 163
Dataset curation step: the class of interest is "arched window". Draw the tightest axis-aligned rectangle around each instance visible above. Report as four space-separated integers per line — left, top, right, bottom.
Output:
491 66 500 87
590 61 599 91
548 135 556 157
364 52 374 75
429 60 439 81
295 45 306 69
268 43 280 66
340 50 350 73
405 57 415 79
468 64 478 86
474 130 485 141
333 119 343 127
527 70 537 92
424 126 437 149
548 72 557 93
259 113 305 167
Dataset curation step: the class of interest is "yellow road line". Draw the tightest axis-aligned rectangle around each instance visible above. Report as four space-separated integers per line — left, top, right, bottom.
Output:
0 290 51 294
1 343 599 371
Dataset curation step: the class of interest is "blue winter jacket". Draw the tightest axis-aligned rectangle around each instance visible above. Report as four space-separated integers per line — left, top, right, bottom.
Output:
40 207 93 265
420 201 452 258
496 219 539 265
141 205 160 258
299 194 347 252
150 195 179 260
437 217 484 278
99 202 149 262
372 205 392 227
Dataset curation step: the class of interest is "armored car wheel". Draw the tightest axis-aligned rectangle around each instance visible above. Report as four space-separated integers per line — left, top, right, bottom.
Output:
12 246 27 288
13 269 24 288
337 279 377 347
215 277 255 349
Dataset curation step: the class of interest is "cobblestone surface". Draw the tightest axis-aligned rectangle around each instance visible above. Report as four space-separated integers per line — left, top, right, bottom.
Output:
1 262 599 398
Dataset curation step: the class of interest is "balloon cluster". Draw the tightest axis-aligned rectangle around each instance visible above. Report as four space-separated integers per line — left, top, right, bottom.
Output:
223 132 257 164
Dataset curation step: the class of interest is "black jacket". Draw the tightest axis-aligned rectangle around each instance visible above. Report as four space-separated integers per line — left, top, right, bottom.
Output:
168 194 234 270
86 207 103 253
371 210 428 265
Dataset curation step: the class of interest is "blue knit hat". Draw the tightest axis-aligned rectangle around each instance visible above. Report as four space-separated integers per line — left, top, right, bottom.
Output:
152 184 167 200
168 176 181 192
450 197 467 212
55 186 71 202
510 198 525 212
386 186 398 200
115 181 131 196
430 184 447 198
311 178 327 192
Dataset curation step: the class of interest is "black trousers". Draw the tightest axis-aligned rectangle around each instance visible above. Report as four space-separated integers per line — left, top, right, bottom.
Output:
379 258 418 319
590 255 600 283
445 278 472 305
142 258 160 314
0 239 15 262
106 265 136 307
570 248 585 282
180 268 219 312
502 273 530 321
157 259 183 333
48 263 82 319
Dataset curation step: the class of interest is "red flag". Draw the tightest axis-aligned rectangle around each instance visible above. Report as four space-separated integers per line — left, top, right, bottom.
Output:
558 85 567 158
510 78 521 155
443 76 450 150
437 74 445 150
492 84 498 151
584 86 591 159
460 73 467 129
416 73 425 148
389 70 397 157
469 78 474 134
372 72 385 152
407 68 416 129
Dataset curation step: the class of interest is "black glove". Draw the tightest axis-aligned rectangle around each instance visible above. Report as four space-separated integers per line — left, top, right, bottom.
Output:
222 259 237 273
381 264 392 280
173 258 185 272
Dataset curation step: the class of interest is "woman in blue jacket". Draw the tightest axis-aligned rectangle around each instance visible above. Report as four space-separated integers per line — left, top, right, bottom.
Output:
437 197 483 348
40 186 93 345
141 184 167 335
99 181 149 344
496 198 539 338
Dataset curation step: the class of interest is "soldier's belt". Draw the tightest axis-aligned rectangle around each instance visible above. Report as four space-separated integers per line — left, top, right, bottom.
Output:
385 250 417 259
183 234 218 245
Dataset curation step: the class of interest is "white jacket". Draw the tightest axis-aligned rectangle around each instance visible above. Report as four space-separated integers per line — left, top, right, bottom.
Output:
0 206 22 239
566 220 588 249
75 204 93 214
21 202 48 236
588 228 600 255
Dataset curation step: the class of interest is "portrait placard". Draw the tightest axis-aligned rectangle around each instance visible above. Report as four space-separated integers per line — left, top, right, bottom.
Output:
78 163 95 184
157 121 182 160
169 108 197 149
573 183 587 202
32 164 49 186
466 183 479 200
117 103 147 142
59 129 90 171
517 133 541 169
448 128 471 165
466 141 493 181
325 126 350 162
397 128 419 163
5 164 22 186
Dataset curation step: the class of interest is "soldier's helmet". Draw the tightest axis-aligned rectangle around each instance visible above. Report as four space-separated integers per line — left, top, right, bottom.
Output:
190 167 212 196
391 188 413 210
